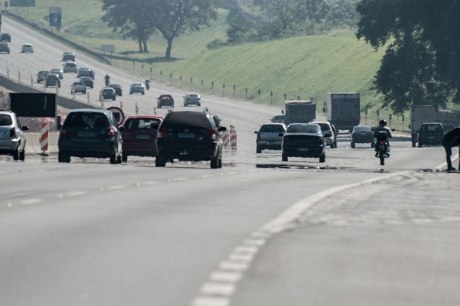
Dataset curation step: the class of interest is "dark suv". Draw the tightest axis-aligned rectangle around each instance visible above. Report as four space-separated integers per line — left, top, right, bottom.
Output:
417 123 444 147
155 111 226 168
58 109 123 164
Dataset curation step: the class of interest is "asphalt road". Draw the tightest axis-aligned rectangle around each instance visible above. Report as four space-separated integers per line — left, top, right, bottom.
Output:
1 14 460 306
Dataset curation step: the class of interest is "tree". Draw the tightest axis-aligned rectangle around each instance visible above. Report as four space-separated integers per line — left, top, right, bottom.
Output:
356 0 460 113
151 0 219 59
101 0 154 53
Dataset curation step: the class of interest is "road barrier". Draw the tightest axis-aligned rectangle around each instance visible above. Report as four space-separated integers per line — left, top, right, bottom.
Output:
222 130 230 149
229 125 237 150
39 120 49 153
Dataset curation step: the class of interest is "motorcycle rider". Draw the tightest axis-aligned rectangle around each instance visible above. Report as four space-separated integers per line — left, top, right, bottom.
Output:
442 127 460 171
104 74 110 86
145 79 151 90
374 119 392 157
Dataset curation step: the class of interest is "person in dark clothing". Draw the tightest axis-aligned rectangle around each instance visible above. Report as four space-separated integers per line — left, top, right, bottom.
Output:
442 127 460 171
374 119 392 157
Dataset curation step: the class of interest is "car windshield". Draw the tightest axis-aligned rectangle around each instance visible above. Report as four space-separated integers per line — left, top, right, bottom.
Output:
125 118 160 130
0 114 13 126
260 124 285 133
287 124 319 134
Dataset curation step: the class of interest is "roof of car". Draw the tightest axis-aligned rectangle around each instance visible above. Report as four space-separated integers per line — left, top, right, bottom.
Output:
68 108 108 114
22 43 33 46
125 115 163 120
109 83 121 87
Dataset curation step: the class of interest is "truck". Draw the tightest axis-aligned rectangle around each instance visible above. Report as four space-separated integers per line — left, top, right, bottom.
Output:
410 105 460 147
325 92 360 131
284 100 316 125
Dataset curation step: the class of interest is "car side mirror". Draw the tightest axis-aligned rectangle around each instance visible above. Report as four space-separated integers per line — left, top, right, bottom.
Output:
218 126 227 132
391 128 396 132
119 126 125 132
22 126 29 131
254 131 258 134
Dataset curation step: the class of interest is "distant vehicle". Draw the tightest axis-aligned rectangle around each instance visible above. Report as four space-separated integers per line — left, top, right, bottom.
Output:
417 123 444 147
325 92 361 131
255 123 286 153
129 83 145 95
71 81 87 94
284 100 316 125
0 110 28 161
281 123 326 163
313 121 337 148
79 76 94 88
36 70 49 83
0 42 10 54
77 67 95 79
50 68 63 79
62 51 75 62
351 125 374 148
45 74 61 88
120 115 163 162
108 83 123 96
63 61 78 73
157 94 174 108
183 93 201 106
270 114 286 123
58 109 123 164
21 43 34 53
155 111 227 168
0 33 11 43
99 87 116 101
410 105 460 147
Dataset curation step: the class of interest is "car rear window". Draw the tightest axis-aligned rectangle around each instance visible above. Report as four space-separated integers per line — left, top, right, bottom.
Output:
353 126 371 132
421 125 443 132
125 118 161 130
64 112 109 129
287 124 319 134
162 112 213 129
260 125 285 133
0 114 13 126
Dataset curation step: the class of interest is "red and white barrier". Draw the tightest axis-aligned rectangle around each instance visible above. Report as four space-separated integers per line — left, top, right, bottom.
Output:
222 130 230 148
39 120 49 153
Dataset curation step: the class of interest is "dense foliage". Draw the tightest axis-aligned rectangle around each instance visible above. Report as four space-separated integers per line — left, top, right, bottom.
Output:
356 0 460 113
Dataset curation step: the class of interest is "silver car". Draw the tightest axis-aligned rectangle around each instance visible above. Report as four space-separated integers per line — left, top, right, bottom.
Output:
0 111 28 161
255 123 286 153
314 121 337 148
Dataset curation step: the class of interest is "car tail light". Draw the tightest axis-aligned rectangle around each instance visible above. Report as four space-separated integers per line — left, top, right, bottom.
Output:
319 137 324 144
10 128 16 138
106 127 116 138
206 129 217 140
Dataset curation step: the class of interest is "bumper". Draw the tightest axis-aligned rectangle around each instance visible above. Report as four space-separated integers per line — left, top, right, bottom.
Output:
157 141 219 161
283 145 324 158
257 141 282 150
0 138 20 152
59 140 117 158
123 142 156 156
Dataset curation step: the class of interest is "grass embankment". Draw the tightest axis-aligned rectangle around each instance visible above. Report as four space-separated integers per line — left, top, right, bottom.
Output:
11 2 409 130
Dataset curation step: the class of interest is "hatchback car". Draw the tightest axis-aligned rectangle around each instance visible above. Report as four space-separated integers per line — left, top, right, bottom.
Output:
58 109 123 164
314 121 337 148
270 114 286 123
417 123 444 147
108 83 123 96
155 111 227 168
282 123 326 162
255 123 286 153
99 87 116 101
37 70 49 83
183 93 201 106
0 33 11 42
129 83 145 95
77 67 95 79
71 81 87 94
50 68 63 79
62 51 75 62
351 125 374 148
63 61 78 73
120 115 163 162
0 42 10 54
45 74 61 88
79 76 94 88
0 111 28 161
21 43 34 53
157 94 174 108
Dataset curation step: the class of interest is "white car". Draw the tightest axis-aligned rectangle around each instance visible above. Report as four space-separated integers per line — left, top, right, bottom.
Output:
0 111 28 161
21 43 34 53
313 121 337 148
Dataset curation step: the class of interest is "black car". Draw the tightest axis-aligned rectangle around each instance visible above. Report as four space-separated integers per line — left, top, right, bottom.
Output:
58 109 123 164
155 111 226 168
0 33 11 42
282 123 326 162
157 94 174 108
62 51 75 62
37 71 49 83
351 125 375 148
45 74 61 88
99 87 116 101
183 93 201 106
77 67 95 79
108 83 123 96
79 76 94 88
0 43 10 54
417 123 444 147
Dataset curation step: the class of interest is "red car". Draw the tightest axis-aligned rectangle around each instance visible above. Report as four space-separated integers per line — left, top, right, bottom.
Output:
120 115 163 162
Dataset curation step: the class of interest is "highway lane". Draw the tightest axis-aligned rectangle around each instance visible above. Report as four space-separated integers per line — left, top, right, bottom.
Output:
1 13 459 306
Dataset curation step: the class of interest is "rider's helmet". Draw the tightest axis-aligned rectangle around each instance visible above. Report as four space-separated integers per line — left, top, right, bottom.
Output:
379 119 387 127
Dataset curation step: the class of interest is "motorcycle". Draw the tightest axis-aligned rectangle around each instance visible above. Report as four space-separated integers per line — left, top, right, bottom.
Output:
145 80 150 90
374 131 389 166
104 75 110 86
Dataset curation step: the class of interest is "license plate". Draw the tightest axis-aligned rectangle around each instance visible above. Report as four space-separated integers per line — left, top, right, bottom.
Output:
78 131 96 137
297 147 309 151
136 134 150 140
178 132 195 139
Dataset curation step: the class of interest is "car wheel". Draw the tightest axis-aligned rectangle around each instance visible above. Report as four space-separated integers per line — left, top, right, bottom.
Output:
351 142 355 148
122 153 128 163
12 148 20 161
19 148 25 161
58 151 70 163
282 153 288 162
155 156 166 167
418 142 423 148
256 146 262 154
319 154 326 163
210 156 219 169
117 154 122 164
